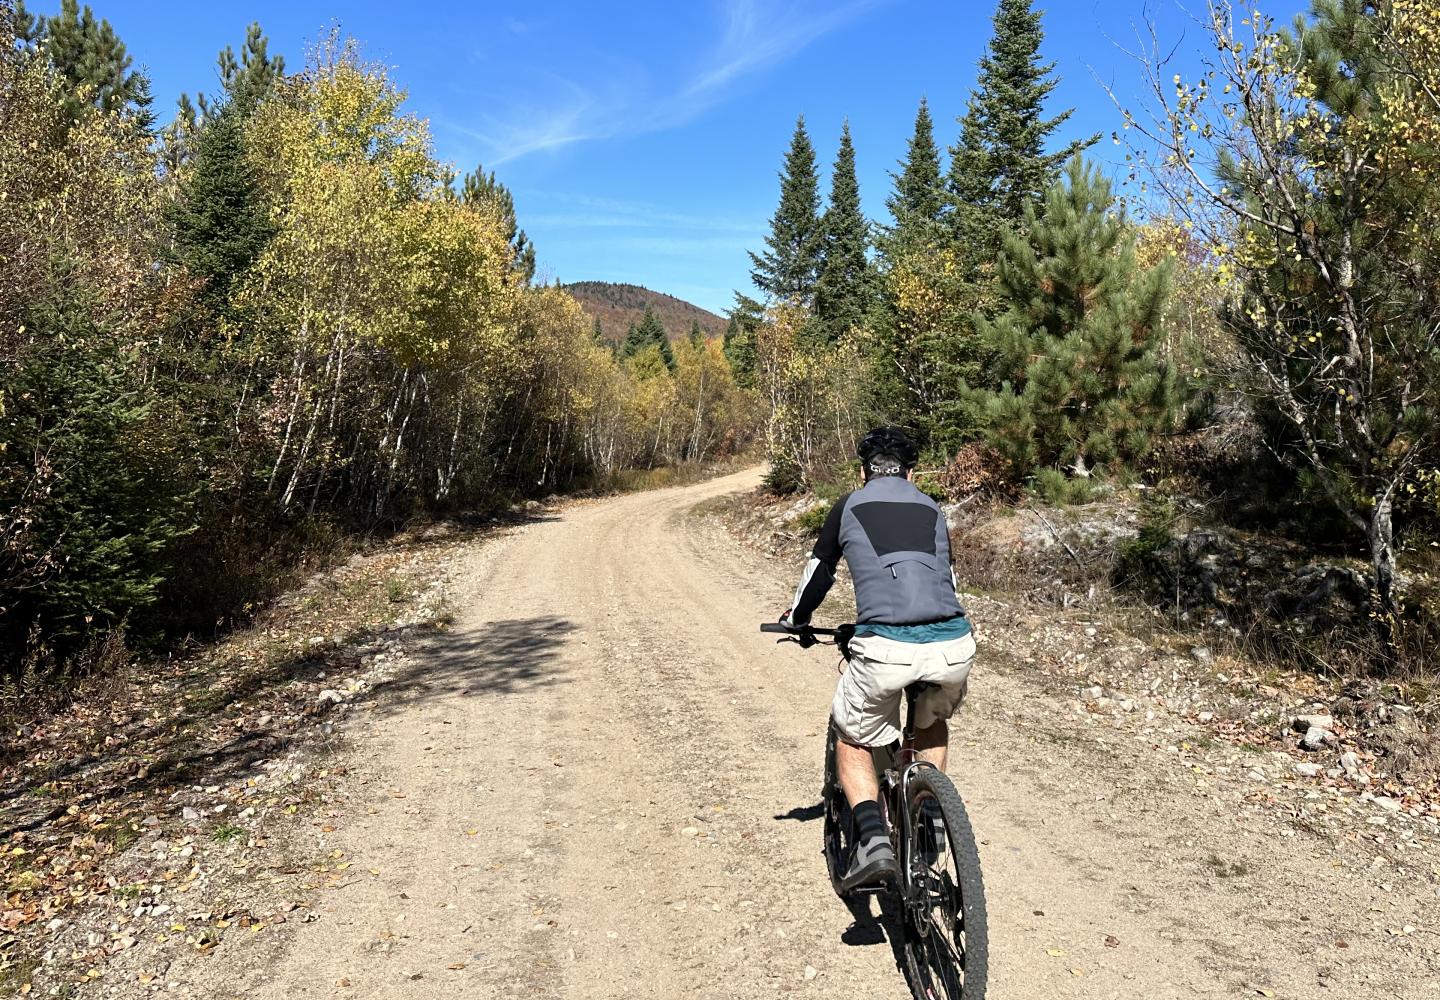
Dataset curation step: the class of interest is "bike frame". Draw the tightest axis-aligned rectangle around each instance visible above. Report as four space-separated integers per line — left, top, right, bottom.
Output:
769 624 944 922
883 688 946 934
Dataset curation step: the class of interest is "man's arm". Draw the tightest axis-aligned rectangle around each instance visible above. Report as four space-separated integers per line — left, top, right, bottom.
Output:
787 495 847 626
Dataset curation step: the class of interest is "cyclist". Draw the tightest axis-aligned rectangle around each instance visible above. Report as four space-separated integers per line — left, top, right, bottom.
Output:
780 426 975 892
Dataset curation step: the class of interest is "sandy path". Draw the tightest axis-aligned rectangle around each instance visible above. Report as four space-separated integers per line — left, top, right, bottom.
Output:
205 468 1439 1000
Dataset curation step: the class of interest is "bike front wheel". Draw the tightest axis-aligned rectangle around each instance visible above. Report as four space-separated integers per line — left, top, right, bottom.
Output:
899 765 988 999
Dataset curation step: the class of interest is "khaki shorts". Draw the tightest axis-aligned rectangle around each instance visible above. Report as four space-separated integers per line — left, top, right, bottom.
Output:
831 632 976 748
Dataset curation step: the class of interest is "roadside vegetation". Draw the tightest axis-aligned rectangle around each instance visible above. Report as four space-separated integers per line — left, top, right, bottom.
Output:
736 0 1440 679
0 3 754 706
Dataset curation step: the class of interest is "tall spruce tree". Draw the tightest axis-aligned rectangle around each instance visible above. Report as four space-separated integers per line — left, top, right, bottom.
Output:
749 115 823 303
885 97 945 243
688 319 704 348
948 0 1094 243
623 305 673 369
167 106 275 318
461 166 538 283
979 158 1178 480
16 0 153 127
723 292 763 389
814 121 874 342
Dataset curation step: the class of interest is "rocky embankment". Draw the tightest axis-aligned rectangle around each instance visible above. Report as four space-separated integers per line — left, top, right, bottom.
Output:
712 488 1440 882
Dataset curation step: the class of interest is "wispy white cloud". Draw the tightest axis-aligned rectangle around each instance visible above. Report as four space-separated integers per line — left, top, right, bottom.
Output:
519 190 764 234
440 0 886 166
503 16 543 36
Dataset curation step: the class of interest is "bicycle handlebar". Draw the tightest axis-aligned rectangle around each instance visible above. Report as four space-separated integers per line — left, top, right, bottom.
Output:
759 622 849 637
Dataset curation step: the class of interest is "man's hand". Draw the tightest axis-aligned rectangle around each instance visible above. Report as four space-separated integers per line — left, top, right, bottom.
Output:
778 609 817 648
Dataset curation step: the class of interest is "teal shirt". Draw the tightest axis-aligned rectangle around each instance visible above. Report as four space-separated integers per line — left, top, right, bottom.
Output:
856 616 972 643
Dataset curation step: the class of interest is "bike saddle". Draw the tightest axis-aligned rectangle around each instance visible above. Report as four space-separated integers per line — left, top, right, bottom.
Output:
905 681 939 698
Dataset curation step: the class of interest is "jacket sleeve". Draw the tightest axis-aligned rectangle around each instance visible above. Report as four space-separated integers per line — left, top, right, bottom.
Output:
788 495 847 625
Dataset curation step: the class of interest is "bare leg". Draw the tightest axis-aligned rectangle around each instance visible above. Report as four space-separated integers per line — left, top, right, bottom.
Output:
836 738 879 808
915 719 949 771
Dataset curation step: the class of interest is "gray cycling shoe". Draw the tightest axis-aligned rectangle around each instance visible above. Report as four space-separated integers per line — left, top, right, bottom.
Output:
840 831 897 892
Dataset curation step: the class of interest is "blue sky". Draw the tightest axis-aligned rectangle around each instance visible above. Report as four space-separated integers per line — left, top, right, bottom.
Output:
80 1 1300 314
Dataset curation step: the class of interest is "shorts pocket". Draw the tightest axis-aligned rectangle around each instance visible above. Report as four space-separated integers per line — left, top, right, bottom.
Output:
853 635 917 665
942 633 976 666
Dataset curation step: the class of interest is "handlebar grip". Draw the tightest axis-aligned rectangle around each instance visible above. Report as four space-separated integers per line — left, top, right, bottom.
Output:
759 623 793 634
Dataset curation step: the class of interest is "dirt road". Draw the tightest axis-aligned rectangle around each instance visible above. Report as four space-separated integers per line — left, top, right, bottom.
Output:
206 468 1440 999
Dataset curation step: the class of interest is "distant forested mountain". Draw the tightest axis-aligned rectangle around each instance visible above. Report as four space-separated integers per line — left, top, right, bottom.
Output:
565 281 726 341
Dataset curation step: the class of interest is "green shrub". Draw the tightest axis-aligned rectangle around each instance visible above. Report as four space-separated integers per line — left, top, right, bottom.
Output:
1116 495 1180 587
789 501 832 535
1 303 197 678
763 454 806 496
1031 467 1097 506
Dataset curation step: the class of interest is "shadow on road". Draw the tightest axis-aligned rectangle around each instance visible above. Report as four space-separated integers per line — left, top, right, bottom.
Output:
771 798 912 978
841 891 911 979
363 614 576 715
774 801 826 822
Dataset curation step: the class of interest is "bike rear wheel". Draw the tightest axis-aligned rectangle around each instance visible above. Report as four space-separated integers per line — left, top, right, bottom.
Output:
821 722 852 895
899 766 988 999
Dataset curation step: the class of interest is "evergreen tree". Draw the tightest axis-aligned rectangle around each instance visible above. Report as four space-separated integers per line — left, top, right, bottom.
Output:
623 305 673 369
160 92 200 175
688 319 704 348
461 165 537 283
16 0 153 127
885 97 945 243
591 315 605 343
723 293 763 389
814 120 874 342
166 24 283 174
749 115 823 303
979 158 1178 480
167 106 275 318
947 0 1095 241
198 22 285 117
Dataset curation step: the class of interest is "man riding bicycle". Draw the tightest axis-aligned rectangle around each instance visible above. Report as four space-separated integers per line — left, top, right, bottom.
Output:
781 426 975 892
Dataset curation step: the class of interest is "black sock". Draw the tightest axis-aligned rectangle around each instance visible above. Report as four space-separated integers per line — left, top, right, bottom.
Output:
852 800 885 840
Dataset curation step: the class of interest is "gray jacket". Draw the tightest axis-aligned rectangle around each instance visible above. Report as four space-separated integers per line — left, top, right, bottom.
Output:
789 475 964 626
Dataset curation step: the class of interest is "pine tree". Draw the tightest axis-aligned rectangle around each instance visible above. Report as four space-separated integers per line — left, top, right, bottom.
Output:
166 24 283 174
885 97 945 243
688 319 704 348
749 115 823 303
461 166 537 283
979 158 1178 480
948 0 1095 242
167 106 275 318
814 121 874 342
199 22 285 117
16 0 153 127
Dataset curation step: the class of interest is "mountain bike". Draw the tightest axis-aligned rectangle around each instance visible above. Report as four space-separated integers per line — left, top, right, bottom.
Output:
761 621 988 1000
